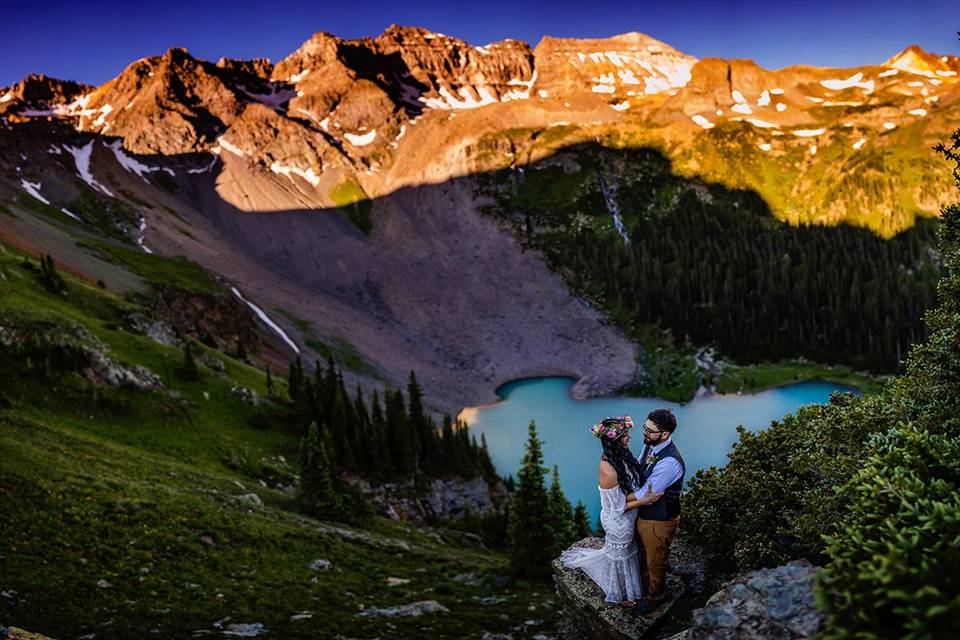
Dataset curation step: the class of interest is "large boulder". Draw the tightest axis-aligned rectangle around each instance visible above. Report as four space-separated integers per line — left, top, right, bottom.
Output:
552 537 687 640
683 559 824 639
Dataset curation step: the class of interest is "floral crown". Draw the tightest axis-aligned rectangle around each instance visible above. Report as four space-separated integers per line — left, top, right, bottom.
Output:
590 415 634 440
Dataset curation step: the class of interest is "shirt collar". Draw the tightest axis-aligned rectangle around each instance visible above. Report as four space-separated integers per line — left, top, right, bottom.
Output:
650 436 672 455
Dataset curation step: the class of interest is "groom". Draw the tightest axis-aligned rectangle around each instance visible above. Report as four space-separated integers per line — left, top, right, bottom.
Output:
631 408 685 616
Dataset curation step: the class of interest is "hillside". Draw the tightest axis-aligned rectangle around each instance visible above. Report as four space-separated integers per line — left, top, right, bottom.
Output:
0 242 558 639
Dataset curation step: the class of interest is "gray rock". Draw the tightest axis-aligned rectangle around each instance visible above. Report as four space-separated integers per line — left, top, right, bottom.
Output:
355 600 450 618
309 559 332 571
553 537 686 640
236 493 263 508
454 572 485 587
687 559 824 640
221 622 267 637
230 386 260 405
386 577 411 587
127 313 180 347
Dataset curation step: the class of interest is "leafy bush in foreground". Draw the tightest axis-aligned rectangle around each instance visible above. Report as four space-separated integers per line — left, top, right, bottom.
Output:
683 112 960 639
818 426 960 639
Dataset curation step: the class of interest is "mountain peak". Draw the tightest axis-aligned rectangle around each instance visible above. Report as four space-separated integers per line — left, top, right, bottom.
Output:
883 44 958 76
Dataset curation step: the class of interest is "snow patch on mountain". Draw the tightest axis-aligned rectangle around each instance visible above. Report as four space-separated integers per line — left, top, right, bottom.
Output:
820 72 874 93
216 137 247 157
230 286 300 354
108 140 174 181
792 128 826 137
270 161 321 186
63 141 113 196
691 114 714 129
344 129 377 146
19 179 50 205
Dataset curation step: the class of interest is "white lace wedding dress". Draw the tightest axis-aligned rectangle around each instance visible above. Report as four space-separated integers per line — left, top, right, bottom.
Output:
559 484 643 603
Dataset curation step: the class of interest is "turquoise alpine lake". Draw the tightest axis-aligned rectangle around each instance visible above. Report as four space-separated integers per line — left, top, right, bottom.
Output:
459 377 856 524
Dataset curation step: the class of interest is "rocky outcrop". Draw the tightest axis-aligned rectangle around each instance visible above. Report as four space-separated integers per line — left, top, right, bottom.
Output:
137 286 261 358
553 539 821 640
0 313 163 391
0 624 55 640
346 475 507 524
0 74 91 115
682 560 824 640
552 537 688 640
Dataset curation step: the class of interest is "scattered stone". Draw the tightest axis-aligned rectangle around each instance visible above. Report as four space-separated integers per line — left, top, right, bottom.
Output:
230 385 260 405
315 524 412 552
473 596 507 605
290 612 313 621
96 579 112 588
355 600 450 618
236 493 263 508
453 572 485 587
200 535 216 546
686 559 824 639
386 577 411 587
221 622 266 637
309 559 332 571
127 313 180 347
481 633 512 640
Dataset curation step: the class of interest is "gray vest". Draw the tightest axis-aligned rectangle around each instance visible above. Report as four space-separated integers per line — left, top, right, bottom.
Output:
636 441 685 521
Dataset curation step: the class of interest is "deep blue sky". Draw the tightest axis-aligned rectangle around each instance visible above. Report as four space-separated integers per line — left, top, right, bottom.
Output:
4 0 958 87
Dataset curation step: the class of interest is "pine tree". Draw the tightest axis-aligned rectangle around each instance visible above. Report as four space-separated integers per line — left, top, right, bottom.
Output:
573 501 592 539
507 420 554 578
546 465 577 557
288 356 303 403
180 340 199 380
298 421 340 518
406 371 434 471
479 433 497 481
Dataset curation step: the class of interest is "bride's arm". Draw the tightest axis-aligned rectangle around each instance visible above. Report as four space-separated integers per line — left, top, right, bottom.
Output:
623 485 663 511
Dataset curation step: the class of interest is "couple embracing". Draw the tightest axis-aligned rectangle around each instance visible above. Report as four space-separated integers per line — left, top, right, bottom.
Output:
560 409 684 617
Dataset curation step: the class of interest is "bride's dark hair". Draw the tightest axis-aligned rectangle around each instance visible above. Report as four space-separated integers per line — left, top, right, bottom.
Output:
600 425 644 495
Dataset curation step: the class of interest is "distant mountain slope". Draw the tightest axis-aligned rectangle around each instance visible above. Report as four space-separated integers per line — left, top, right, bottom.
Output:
0 26 954 408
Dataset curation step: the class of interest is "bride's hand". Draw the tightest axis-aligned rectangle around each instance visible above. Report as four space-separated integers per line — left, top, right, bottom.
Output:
637 485 664 505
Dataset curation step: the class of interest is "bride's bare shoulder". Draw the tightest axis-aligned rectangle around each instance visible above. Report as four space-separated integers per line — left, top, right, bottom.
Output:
598 460 618 489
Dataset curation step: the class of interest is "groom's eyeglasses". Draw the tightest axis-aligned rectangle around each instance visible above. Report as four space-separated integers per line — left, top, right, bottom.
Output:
643 426 663 435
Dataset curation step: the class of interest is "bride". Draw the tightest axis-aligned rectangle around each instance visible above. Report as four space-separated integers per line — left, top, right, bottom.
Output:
559 416 662 606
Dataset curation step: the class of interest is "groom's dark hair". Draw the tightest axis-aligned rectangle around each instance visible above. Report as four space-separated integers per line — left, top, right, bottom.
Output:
647 408 677 433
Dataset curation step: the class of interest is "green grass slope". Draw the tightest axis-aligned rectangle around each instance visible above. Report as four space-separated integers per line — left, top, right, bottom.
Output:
0 245 555 639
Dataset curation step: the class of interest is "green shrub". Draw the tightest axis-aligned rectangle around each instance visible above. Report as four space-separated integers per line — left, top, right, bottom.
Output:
817 426 960 639
682 392 896 572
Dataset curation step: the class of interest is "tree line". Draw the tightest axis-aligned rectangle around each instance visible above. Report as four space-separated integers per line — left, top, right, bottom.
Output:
508 149 941 372
288 357 499 520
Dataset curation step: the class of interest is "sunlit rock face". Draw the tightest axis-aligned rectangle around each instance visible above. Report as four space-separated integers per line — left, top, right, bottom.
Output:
532 32 696 105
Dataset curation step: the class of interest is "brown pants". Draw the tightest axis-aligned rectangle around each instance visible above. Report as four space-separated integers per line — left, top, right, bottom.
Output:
636 515 680 602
